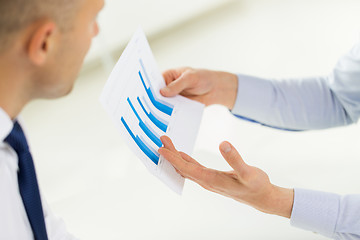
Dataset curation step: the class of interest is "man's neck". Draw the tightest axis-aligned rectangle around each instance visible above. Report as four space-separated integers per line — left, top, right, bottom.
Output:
0 56 32 120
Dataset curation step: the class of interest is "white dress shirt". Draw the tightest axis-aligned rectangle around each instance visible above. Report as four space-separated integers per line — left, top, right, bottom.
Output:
0 108 78 240
231 41 360 239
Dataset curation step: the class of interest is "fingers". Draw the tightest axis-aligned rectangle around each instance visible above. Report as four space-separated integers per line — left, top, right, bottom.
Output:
160 136 203 167
159 136 247 199
161 70 195 97
160 137 274 211
159 136 216 184
158 146 203 181
179 152 204 168
162 69 181 85
159 136 192 170
160 136 180 155
219 141 249 178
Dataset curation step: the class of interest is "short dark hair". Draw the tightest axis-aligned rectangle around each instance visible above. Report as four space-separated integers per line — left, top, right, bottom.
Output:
0 0 81 52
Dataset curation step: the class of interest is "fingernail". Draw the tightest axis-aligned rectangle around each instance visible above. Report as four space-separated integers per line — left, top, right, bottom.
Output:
220 142 231 153
161 87 170 94
160 135 167 144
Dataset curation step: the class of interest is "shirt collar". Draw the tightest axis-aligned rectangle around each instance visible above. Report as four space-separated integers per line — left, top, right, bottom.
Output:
0 107 14 142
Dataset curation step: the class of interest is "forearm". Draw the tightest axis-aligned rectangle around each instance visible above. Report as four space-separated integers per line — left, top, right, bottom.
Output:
230 43 360 130
260 186 294 219
256 187 360 239
231 74 355 130
291 189 360 239
210 70 238 109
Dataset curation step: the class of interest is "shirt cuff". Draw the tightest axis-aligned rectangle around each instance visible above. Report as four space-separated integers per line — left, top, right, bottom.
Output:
231 73 274 120
290 188 341 238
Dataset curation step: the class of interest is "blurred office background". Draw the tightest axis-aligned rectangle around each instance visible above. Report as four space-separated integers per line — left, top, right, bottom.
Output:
22 0 360 239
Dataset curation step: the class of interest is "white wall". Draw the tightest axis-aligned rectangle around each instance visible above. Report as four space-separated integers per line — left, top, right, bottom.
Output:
85 0 234 65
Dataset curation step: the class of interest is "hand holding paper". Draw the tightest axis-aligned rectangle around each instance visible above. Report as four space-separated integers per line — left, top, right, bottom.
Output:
158 135 294 219
161 67 239 110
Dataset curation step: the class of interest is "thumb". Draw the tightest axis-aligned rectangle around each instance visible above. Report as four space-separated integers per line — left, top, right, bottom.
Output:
219 141 249 177
160 74 192 97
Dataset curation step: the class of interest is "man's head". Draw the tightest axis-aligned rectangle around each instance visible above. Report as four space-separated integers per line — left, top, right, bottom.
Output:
0 0 78 52
0 0 104 117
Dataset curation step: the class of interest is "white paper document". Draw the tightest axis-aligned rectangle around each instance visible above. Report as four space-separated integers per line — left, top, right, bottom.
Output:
100 28 204 194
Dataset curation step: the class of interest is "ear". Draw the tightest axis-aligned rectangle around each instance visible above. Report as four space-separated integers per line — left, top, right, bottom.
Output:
27 21 57 66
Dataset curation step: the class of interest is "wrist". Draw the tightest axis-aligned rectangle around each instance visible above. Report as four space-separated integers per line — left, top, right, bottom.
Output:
213 71 238 109
265 185 294 218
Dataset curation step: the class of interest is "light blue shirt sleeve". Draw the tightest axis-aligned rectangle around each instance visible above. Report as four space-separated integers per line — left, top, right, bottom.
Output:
231 41 360 239
291 189 360 239
231 42 360 130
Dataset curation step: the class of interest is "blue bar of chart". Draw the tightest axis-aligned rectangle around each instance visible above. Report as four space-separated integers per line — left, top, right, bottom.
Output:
137 96 168 132
121 117 160 165
139 58 174 116
118 59 175 165
118 59 176 165
127 97 162 148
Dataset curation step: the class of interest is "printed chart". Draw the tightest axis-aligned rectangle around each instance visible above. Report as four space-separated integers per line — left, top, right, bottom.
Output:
100 28 204 194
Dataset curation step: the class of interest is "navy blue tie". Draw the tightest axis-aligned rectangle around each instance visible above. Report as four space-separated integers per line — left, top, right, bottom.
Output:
4 121 48 240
